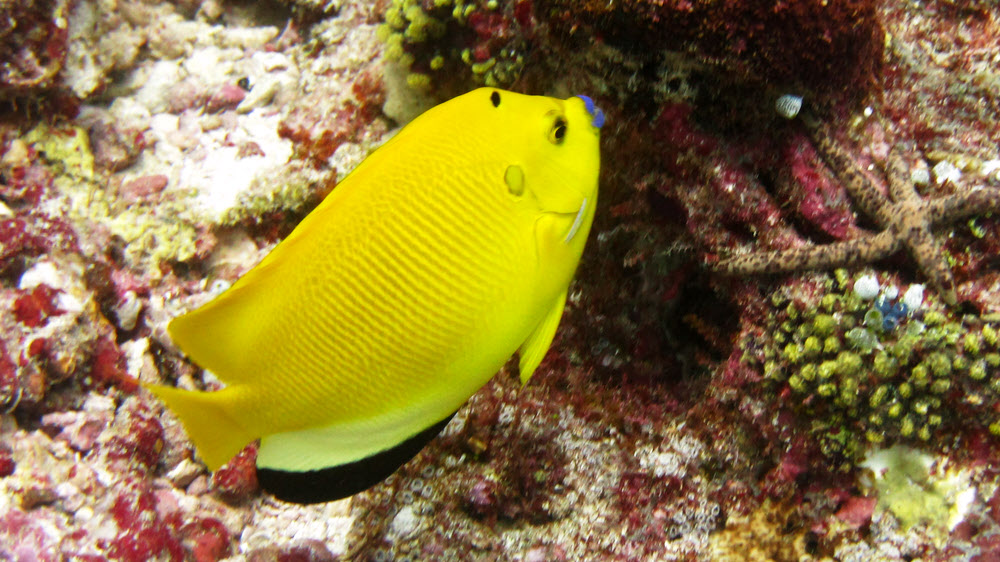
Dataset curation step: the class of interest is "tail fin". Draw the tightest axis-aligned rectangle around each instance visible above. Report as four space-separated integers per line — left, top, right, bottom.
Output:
144 383 255 471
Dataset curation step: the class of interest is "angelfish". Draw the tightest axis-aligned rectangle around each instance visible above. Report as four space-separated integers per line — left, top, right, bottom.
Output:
147 88 604 504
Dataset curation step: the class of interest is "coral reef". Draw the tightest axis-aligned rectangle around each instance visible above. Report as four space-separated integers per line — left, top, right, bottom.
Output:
538 0 885 95
0 0 387 558
750 269 1000 461
2 0 1000 559
0 0 71 97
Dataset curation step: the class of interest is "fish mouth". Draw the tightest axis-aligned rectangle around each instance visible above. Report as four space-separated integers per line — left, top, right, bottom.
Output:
544 197 589 244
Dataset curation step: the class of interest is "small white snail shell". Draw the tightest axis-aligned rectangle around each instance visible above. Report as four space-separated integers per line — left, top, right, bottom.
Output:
775 94 803 119
853 275 880 300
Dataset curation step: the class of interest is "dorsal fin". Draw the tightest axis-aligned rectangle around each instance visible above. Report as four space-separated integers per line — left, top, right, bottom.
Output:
167 198 338 385
167 267 283 385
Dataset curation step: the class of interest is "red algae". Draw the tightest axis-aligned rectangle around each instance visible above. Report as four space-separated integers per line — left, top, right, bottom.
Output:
12 285 64 328
0 509 61 562
0 0 70 97
1 164 53 207
211 442 260 504
779 134 860 241
108 484 184 562
650 102 800 258
180 517 232 562
0 443 14 477
278 98 380 168
204 83 247 113
835 496 877 529
100 398 165 472
120 174 169 202
87 336 137 392
0 214 80 277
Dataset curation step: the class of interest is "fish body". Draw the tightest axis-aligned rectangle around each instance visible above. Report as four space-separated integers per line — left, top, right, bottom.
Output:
147 88 603 503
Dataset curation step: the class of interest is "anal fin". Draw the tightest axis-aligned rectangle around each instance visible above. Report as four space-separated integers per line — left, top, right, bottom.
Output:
256 412 456 504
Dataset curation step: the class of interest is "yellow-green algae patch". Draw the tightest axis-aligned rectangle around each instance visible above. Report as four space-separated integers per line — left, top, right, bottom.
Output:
93 191 203 268
378 0 528 91
216 133 386 226
217 168 327 226
707 500 812 560
23 123 201 272
860 445 974 532
23 124 95 181
19 121 354 274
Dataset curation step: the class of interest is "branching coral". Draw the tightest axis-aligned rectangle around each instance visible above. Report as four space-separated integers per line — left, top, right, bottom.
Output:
713 119 1000 307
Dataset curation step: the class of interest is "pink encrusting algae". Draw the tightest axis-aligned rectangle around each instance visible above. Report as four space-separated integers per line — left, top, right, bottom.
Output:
2 0 1000 560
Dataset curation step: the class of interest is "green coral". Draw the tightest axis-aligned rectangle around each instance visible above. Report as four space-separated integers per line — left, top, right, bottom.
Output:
378 0 530 91
754 270 1000 460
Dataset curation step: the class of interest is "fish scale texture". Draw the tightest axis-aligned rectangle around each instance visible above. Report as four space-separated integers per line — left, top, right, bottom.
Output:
176 158 530 436
157 89 601 474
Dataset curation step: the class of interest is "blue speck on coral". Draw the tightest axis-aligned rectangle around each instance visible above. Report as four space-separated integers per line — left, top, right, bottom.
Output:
875 297 909 331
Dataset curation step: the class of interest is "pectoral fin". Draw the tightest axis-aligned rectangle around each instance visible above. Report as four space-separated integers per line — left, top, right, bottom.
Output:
518 289 568 385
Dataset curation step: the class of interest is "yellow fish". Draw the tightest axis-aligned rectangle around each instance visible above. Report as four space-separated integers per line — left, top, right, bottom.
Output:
147 88 603 504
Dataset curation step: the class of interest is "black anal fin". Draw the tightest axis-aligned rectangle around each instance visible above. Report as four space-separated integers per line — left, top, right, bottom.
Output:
257 412 456 504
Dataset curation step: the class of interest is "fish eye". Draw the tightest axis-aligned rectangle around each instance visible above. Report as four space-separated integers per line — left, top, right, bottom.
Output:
490 91 501 107
549 117 567 145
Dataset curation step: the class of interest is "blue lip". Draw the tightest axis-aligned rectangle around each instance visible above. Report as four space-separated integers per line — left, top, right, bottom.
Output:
575 95 605 129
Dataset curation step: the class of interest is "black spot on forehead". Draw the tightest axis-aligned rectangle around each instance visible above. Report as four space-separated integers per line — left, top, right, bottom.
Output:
490 91 501 107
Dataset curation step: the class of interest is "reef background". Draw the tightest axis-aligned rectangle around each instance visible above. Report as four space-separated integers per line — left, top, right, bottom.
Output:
2 0 1000 560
